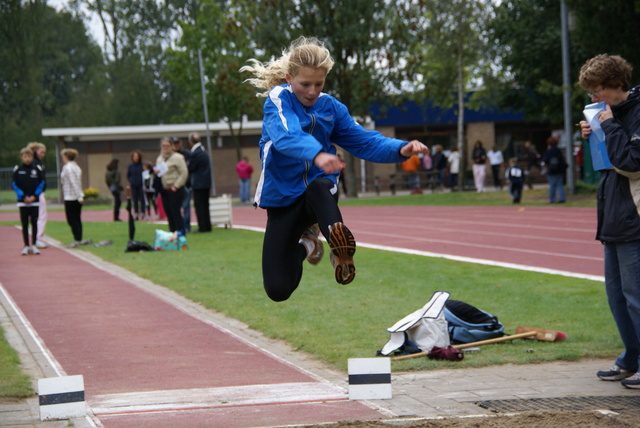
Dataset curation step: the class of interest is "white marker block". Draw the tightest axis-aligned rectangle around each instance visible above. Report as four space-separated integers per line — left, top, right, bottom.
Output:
38 375 86 421
348 358 392 400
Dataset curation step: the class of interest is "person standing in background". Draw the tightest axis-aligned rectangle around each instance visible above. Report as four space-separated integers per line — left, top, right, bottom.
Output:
472 140 487 192
172 138 192 232
12 147 44 255
105 159 123 221
541 136 567 203
487 145 504 190
127 150 145 220
236 156 254 204
60 148 90 247
505 157 525 203
522 140 541 189
187 132 212 232
156 137 188 234
447 147 461 189
26 142 48 249
142 162 158 220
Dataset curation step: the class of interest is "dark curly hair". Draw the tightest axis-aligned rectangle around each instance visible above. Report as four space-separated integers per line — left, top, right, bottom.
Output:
579 54 632 92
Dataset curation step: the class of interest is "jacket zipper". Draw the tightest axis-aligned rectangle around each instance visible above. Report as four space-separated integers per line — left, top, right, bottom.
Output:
303 112 317 187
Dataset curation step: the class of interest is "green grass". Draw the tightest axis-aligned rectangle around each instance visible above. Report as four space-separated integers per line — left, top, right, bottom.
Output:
0 326 33 398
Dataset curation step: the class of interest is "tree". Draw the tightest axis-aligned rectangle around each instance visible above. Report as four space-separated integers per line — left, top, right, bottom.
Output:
408 0 497 190
0 0 105 166
165 0 264 161
70 0 188 125
487 0 640 126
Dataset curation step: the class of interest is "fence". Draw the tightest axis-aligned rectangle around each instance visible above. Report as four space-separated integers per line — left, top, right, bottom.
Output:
0 168 59 204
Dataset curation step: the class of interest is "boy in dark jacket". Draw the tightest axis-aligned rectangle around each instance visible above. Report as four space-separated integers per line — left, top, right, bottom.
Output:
505 157 525 203
12 147 45 255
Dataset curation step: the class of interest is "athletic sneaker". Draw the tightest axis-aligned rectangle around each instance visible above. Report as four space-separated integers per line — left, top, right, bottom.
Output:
300 224 324 265
622 372 640 389
30 246 40 255
328 222 356 284
35 240 48 249
597 364 634 381
21 246 30 256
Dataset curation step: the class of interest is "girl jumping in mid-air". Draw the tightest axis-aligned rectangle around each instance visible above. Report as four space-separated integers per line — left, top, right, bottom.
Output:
241 36 428 302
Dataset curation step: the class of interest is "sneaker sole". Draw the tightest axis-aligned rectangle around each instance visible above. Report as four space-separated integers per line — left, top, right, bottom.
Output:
329 222 356 285
597 373 634 381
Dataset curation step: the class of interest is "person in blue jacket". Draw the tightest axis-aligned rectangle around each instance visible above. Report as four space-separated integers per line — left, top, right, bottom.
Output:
12 147 45 255
241 36 428 302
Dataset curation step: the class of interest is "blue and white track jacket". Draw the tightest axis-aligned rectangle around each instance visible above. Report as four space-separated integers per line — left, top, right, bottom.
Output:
254 84 408 207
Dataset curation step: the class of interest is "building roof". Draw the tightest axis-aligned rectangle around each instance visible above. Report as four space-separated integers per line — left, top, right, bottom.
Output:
42 120 264 141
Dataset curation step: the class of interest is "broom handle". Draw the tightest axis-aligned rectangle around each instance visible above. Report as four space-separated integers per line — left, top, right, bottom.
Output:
392 331 537 361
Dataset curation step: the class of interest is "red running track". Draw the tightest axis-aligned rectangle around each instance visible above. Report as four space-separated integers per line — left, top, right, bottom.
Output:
231 204 604 279
0 225 384 427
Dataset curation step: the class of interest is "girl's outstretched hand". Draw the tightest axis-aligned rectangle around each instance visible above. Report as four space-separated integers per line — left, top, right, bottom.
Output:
314 152 346 174
400 140 429 157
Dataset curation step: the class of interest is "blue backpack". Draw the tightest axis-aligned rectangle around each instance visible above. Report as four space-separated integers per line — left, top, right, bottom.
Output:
444 300 504 344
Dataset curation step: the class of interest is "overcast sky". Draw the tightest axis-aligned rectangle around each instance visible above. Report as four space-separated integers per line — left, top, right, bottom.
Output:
48 0 106 48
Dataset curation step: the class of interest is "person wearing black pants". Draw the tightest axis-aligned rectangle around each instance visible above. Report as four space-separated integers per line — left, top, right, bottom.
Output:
64 200 83 242
262 178 343 302
187 132 212 232
161 186 186 232
242 36 429 302
12 147 44 255
60 148 89 247
155 137 188 234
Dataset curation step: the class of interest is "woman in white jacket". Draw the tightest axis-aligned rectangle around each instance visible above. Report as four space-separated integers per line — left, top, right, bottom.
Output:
60 148 89 247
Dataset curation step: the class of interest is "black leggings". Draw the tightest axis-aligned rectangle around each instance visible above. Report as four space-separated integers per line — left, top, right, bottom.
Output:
64 200 83 241
262 178 342 302
20 206 39 246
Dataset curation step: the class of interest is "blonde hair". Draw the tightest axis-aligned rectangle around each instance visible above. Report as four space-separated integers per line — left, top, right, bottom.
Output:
26 141 46 153
61 148 79 161
241 36 335 97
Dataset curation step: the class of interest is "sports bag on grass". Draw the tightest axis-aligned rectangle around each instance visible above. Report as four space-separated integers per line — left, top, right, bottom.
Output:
154 229 188 251
378 291 450 356
443 300 504 344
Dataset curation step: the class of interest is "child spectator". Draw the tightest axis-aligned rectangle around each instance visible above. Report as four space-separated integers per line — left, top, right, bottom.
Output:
12 147 45 255
505 157 525 204
142 162 158 220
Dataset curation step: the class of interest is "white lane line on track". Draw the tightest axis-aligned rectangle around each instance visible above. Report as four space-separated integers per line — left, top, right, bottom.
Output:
356 230 602 261
0 282 65 377
354 219 594 245
233 225 604 282
357 242 604 282
355 214 595 234
91 382 347 416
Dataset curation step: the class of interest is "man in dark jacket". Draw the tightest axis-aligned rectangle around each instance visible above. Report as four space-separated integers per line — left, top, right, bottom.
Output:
579 54 640 389
187 132 212 232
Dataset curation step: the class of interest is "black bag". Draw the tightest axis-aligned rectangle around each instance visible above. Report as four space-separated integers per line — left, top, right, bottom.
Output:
444 300 504 344
125 240 154 252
